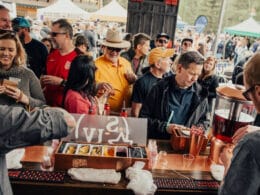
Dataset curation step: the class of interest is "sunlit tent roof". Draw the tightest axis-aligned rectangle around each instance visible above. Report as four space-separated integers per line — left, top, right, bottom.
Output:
37 0 89 21
224 17 260 38
90 0 127 23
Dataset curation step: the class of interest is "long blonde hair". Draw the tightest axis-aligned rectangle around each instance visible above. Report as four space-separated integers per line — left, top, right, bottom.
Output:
0 32 26 66
199 56 216 80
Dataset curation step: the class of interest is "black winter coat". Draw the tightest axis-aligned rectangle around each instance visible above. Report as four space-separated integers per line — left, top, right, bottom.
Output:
198 74 219 112
139 75 209 139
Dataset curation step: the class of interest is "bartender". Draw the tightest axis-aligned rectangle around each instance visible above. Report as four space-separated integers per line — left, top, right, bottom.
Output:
0 106 76 195
139 51 209 139
219 52 260 195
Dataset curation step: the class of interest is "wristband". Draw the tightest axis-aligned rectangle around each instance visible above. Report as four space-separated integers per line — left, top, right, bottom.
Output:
60 79 67 87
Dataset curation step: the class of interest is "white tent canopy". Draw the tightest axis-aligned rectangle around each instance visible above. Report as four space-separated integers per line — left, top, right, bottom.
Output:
37 0 89 21
90 0 127 23
224 17 260 38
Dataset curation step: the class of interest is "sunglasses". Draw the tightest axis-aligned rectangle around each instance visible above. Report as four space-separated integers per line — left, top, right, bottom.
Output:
0 29 16 36
107 46 122 52
12 26 20 33
183 42 192 47
158 39 168 44
50 32 67 37
242 85 258 101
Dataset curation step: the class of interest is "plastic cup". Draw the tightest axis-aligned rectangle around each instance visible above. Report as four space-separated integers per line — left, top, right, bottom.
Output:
97 95 107 115
40 147 54 171
182 154 194 168
158 151 168 169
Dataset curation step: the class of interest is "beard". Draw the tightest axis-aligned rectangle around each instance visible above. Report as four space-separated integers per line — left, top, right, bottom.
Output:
19 33 25 44
52 40 59 49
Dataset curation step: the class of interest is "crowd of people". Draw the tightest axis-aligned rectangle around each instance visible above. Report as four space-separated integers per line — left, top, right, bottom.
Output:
0 4 259 195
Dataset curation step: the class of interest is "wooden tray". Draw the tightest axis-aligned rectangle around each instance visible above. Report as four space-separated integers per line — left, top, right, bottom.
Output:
54 141 149 171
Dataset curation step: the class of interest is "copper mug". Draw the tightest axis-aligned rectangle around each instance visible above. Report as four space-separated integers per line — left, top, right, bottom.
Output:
209 137 226 164
189 132 205 157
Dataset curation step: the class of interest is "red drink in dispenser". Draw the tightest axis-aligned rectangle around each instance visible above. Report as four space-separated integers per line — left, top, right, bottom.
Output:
213 109 254 143
209 85 256 163
211 85 256 143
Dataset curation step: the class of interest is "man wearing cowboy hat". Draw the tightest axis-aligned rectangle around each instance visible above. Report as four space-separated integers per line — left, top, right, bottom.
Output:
95 28 137 113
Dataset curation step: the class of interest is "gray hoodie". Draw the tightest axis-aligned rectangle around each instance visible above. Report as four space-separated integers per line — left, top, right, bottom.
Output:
0 106 68 195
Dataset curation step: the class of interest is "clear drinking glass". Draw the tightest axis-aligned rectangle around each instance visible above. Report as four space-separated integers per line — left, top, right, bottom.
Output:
40 147 54 171
97 94 108 115
157 151 168 169
182 153 194 168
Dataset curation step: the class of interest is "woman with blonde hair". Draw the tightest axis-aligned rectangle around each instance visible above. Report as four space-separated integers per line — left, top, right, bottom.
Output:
0 31 45 110
198 56 219 111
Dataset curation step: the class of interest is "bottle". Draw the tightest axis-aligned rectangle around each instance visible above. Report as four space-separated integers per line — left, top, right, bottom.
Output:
120 108 128 117
148 140 158 169
51 139 59 152
120 100 128 117
88 108 95 115
104 103 110 115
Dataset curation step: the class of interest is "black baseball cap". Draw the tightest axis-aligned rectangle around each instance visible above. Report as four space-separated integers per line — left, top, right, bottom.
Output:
156 33 170 40
181 38 193 45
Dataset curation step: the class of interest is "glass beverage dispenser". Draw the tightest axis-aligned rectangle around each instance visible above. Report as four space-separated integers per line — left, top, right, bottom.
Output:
209 85 256 163
212 85 256 143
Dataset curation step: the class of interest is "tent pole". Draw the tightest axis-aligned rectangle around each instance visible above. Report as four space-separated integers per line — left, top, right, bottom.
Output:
214 0 227 57
99 0 103 9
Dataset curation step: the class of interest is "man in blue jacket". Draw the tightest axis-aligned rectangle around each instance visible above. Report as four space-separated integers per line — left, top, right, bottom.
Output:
140 51 208 139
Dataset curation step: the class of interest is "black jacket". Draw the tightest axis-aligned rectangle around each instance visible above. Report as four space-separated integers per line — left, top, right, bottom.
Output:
254 114 260 127
198 74 219 111
139 75 209 139
121 49 148 77
231 55 252 85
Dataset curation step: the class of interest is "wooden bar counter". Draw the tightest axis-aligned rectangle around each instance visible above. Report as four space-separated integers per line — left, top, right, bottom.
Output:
10 141 219 195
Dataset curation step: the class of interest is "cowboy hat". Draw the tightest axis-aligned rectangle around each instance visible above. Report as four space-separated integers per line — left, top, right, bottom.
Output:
102 28 130 49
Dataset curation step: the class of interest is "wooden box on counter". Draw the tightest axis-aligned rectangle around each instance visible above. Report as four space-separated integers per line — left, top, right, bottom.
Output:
54 141 149 171
170 129 208 152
